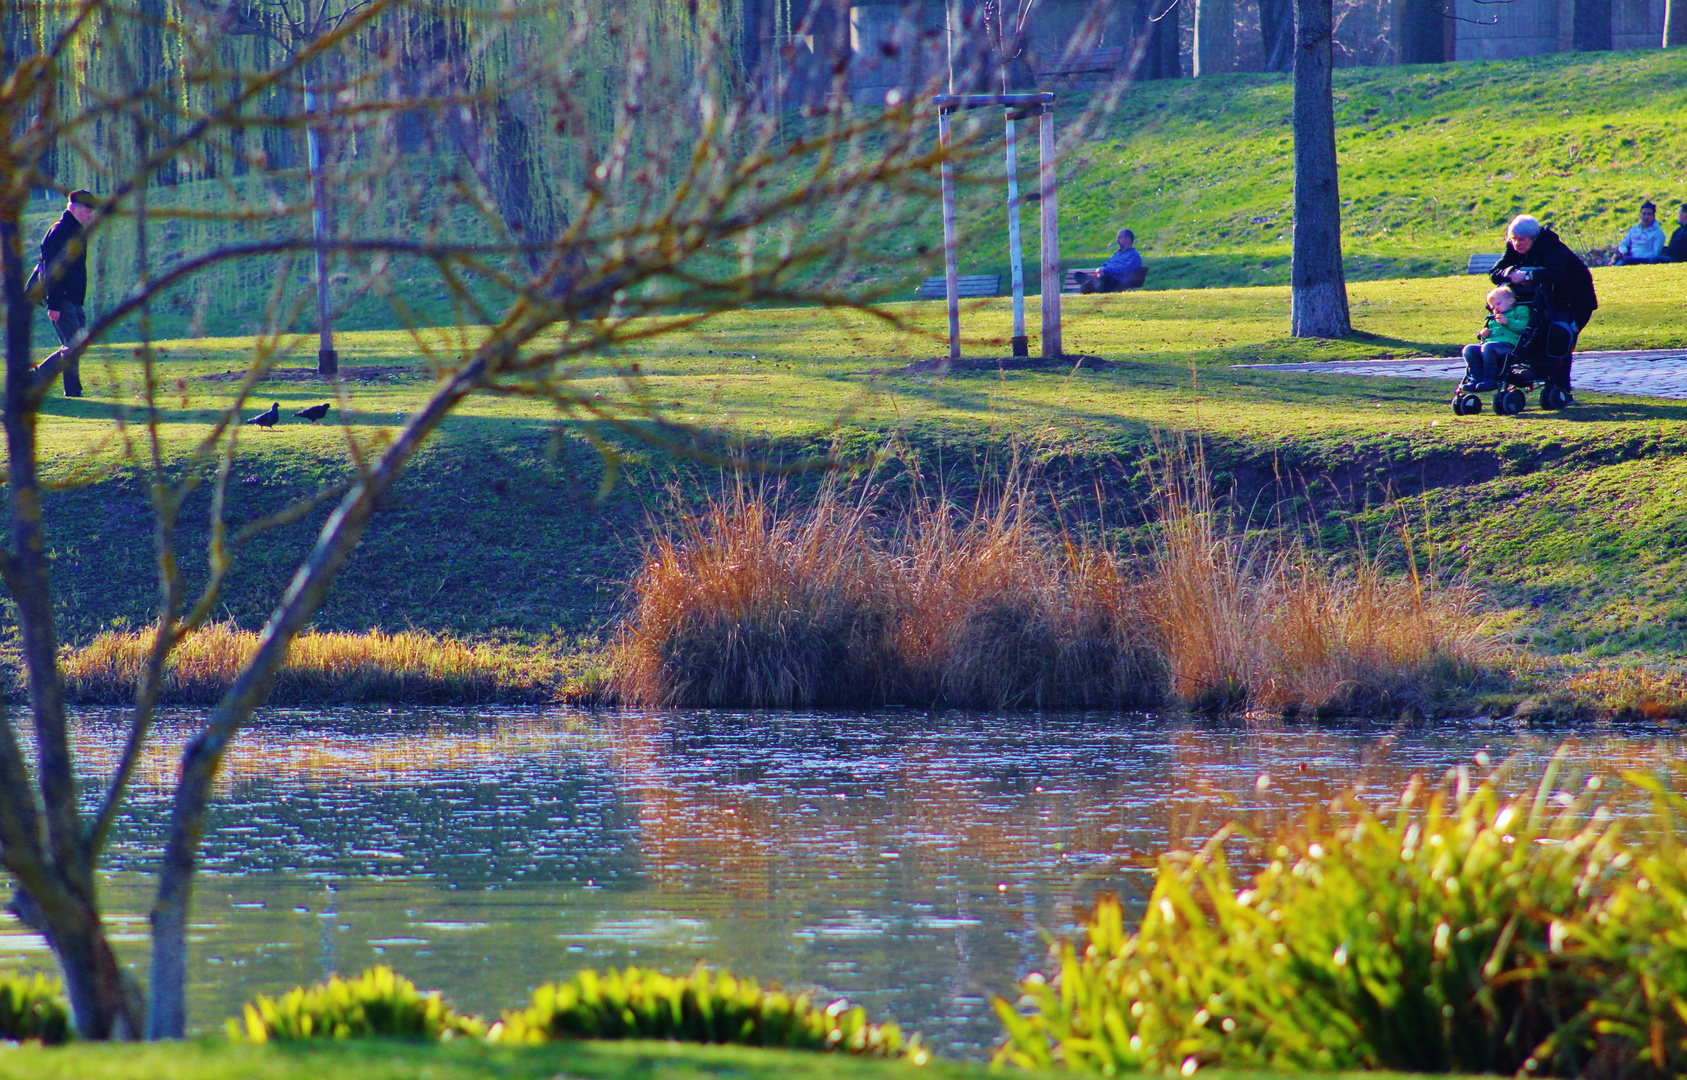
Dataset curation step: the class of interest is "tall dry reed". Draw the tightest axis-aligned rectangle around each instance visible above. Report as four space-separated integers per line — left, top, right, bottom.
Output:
892 493 1161 709
61 623 553 704
616 454 1489 715
1144 444 1486 715
615 478 1162 710
613 481 897 708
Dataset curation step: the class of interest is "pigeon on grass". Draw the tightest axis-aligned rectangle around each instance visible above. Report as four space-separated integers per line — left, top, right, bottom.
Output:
295 403 331 424
246 402 281 429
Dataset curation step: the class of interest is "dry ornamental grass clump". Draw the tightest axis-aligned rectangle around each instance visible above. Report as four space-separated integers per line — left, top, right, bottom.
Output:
613 483 898 708
61 623 545 704
615 453 1487 714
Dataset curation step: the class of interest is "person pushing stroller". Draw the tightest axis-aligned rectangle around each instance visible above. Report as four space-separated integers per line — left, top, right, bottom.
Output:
1458 285 1530 393
1487 214 1597 405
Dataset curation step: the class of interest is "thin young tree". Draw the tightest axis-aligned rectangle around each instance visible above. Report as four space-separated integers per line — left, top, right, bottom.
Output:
2 0 1087 1041
1290 0 1350 338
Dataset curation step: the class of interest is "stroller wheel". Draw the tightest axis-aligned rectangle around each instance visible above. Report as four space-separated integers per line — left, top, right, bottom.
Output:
1452 393 1482 416
1541 385 1569 411
1496 388 1527 416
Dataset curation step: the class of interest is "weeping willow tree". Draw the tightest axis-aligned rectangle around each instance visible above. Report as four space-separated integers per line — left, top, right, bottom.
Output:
8 0 744 344
1 0 1102 1045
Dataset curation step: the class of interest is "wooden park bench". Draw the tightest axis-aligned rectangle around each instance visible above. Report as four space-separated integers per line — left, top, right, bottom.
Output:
917 273 1002 299
1063 265 1148 293
1036 47 1124 82
1467 253 1501 275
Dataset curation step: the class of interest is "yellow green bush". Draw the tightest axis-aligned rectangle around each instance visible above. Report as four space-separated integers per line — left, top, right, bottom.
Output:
229 966 484 1042
493 966 926 1062
0 972 70 1045
993 757 1645 1075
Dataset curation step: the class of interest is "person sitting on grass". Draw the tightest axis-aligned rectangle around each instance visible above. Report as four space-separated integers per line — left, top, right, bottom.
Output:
1615 201 1668 265
1075 229 1146 293
1459 285 1530 393
1665 203 1687 263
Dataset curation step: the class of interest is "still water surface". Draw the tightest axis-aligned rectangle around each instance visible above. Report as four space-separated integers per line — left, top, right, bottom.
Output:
3 708 1684 1055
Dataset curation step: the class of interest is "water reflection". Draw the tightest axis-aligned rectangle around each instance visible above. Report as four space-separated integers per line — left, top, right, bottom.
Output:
1 708 1683 1055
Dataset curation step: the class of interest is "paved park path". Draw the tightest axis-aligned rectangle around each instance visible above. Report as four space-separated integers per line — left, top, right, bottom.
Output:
1243 349 1687 399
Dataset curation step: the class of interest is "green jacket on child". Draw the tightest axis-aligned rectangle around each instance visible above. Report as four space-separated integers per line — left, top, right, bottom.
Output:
1485 303 1530 347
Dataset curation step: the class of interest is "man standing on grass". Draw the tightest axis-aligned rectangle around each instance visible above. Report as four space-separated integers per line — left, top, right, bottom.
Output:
37 189 98 398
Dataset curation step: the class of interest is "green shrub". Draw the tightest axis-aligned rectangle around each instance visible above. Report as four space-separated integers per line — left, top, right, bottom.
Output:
0 972 70 1045
493 966 926 1062
993 757 1633 1075
1571 767 1687 1076
230 966 485 1042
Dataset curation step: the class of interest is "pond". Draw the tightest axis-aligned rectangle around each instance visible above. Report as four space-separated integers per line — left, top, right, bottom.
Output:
2 708 1683 1056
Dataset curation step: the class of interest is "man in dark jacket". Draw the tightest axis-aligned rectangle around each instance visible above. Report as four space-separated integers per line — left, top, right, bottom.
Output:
38 189 99 398
1665 203 1687 263
1489 214 1597 404
1076 229 1147 293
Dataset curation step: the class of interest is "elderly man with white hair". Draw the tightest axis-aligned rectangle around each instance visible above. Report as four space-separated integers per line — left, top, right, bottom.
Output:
1487 214 1598 405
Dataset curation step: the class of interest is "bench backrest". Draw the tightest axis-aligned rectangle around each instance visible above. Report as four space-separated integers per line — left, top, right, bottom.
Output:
917 274 1002 299
1467 254 1501 275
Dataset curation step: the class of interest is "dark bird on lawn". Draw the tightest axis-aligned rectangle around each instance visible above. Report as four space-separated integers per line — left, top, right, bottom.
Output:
295 403 331 424
246 402 280 429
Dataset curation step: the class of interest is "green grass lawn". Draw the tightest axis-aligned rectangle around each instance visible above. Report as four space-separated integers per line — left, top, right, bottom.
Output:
0 1040 943 1080
0 1039 1448 1080
23 50 1687 342
18 262 1687 698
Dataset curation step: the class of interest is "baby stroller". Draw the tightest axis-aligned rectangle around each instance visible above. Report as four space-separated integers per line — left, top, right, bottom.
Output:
1451 288 1579 416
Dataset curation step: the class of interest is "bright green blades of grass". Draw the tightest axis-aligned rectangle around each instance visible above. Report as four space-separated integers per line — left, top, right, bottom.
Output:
992 754 1662 1075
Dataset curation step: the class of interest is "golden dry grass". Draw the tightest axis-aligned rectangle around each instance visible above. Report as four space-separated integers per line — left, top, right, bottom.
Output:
60 623 567 705
615 457 1489 716
611 480 896 708
1145 445 1487 715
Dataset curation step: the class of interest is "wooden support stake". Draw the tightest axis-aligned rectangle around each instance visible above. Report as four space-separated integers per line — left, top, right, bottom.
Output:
939 107 961 361
1005 112 1028 357
1037 103 1062 358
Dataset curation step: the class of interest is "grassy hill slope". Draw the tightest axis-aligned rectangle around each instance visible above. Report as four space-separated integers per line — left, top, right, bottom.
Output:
22 50 1687 342
963 49 1687 290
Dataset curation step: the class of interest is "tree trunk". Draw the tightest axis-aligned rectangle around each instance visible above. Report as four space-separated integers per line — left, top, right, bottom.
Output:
1133 0 1184 78
1195 0 1235 75
1668 0 1687 46
1574 0 1613 49
1290 0 1350 339
1 211 144 1043
1393 0 1446 62
1260 0 1295 71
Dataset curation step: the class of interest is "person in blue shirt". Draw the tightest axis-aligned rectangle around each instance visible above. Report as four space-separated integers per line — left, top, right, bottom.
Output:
1077 229 1146 293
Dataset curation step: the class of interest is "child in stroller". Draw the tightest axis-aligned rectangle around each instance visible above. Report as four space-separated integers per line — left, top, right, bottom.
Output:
1452 283 1577 416
1457 285 1529 393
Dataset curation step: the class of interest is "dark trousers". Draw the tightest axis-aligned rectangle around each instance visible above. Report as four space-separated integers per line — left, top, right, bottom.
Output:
48 301 84 397
1461 341 1514 385
1076 270 1128 294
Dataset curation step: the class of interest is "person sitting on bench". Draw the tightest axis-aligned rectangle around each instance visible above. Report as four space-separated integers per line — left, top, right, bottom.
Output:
1076 229 1146 293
